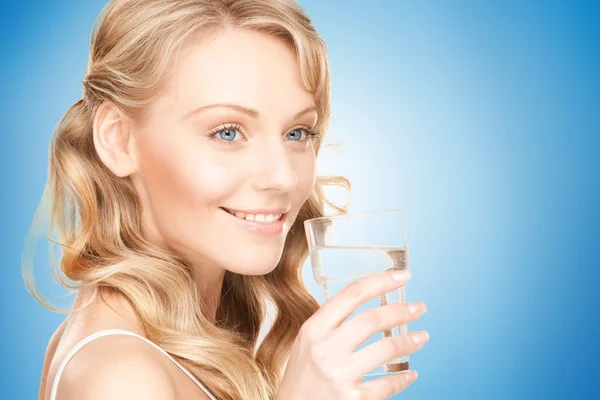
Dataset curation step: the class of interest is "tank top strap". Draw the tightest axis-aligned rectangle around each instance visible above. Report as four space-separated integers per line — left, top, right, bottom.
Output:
49 328 217 400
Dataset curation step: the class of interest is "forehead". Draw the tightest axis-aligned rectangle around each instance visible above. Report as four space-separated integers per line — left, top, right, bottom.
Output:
158 28 315 116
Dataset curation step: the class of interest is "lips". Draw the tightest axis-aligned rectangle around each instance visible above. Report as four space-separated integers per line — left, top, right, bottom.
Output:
220 207 287 235
220 207 284 223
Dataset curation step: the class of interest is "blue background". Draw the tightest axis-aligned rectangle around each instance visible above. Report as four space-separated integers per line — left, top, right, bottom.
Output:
1 0 598 398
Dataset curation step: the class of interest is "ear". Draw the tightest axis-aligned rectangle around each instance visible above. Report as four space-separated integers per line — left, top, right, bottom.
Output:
93 101 137 177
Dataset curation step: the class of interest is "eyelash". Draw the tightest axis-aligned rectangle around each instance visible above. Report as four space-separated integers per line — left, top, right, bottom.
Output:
207 123 321 145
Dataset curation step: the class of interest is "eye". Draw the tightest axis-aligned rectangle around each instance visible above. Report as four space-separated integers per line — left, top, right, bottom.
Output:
285 128 304 141
218 128 238 141
208 123 244 145
285 127 320 142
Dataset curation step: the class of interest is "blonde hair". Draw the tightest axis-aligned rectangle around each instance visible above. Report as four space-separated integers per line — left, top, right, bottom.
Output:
22 0 350 399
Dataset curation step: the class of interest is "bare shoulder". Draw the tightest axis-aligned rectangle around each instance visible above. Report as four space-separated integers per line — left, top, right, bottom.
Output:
39 320 68 399
53 334 178 400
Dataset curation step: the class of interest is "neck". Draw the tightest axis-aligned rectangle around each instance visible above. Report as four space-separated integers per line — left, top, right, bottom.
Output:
72 262 227 328
193 265 227 324
140 228 227 324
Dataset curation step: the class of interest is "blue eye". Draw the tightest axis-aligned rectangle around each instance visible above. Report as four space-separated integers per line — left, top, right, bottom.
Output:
286 128 304 141
209 124 320 146
287 127 321 142
218 128 238 141
208 123 244 145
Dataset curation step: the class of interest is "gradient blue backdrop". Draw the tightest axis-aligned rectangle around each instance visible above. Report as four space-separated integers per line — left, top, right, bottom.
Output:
1 1 598 398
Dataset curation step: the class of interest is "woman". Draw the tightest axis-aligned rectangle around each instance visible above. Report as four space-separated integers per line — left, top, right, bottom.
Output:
24 0 429 399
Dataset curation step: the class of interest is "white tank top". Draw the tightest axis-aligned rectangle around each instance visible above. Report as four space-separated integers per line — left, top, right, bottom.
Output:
49 329 217 400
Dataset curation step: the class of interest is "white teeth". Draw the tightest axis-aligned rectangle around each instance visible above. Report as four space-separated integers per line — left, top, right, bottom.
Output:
225 209 282 223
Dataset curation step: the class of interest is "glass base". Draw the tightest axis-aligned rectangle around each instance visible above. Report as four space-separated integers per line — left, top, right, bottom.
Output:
365 358 409 377
384 361 409 372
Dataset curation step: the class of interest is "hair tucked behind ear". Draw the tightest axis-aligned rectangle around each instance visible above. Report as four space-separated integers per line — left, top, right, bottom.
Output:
22 1 350 399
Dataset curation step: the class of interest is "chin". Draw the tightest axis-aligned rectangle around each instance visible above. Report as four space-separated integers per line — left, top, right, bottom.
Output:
224 248 284 276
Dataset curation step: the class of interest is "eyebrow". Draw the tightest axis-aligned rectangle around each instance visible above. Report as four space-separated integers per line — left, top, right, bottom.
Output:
182 102 318 121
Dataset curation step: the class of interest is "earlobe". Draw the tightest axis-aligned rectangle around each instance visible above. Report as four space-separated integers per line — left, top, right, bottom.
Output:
93 101 137 177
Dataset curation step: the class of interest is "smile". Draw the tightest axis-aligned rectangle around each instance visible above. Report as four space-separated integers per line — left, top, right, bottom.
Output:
220 207 287 235
221 208 283 223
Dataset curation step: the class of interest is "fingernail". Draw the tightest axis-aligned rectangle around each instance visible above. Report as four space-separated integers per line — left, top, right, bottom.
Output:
390 269 410 281
411 330 430 345
405 370 418 384
408 302 427 315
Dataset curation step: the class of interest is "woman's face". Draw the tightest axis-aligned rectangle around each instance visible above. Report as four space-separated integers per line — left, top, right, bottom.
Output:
129 28 318 276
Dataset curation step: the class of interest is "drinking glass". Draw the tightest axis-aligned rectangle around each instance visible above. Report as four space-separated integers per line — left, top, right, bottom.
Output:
304 210 410 376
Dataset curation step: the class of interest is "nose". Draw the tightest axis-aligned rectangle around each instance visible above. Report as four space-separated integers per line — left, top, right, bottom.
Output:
251 141 298 193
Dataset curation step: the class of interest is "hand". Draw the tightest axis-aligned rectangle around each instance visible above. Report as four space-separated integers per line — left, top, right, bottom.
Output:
276 269 428 400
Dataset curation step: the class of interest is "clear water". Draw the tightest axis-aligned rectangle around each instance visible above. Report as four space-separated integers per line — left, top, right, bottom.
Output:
309 245 410 376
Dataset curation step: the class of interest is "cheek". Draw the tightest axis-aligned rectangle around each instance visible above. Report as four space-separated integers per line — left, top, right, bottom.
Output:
136 139 243 232
294 151 317 201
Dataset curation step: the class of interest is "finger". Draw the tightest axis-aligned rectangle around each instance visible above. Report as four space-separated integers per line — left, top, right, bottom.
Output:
360 370 418 399
349 330 429 377
309 269 411 332
335 301 426 351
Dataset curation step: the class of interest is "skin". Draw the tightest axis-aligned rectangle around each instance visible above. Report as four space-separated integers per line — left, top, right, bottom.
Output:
41 27 319 400
94 27 319 320
41 27 430 400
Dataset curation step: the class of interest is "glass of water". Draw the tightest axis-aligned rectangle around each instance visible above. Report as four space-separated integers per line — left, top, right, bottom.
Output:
304 210 410 376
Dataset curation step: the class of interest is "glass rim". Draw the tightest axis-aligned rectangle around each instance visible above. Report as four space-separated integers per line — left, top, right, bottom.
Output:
303 209 407 226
